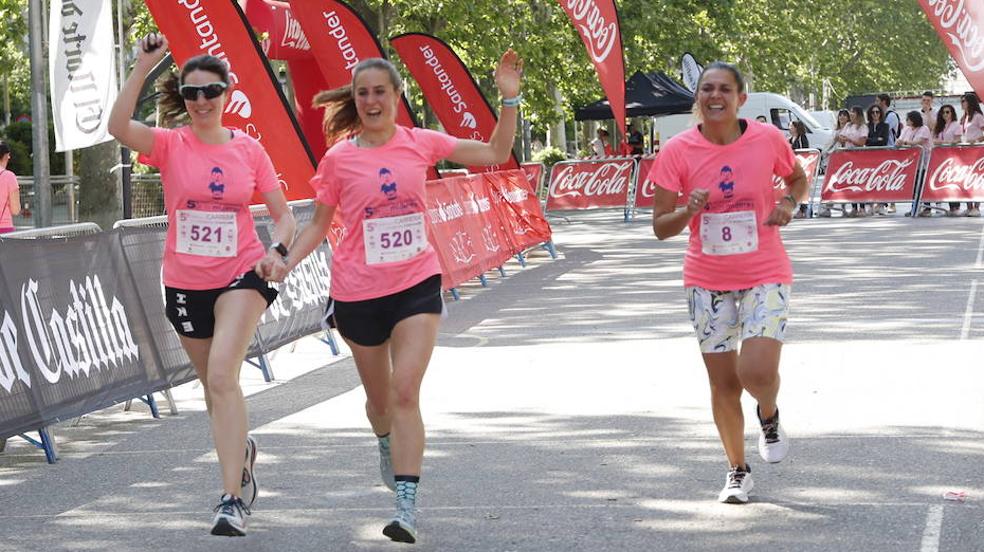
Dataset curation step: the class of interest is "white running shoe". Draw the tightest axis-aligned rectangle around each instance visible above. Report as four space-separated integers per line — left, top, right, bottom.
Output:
718 465 754 504
211 494 250 537
757 406 789 463
382 498 418 543
242 435 258 507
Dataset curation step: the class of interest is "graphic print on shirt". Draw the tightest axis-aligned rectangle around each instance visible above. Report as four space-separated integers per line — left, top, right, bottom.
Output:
362 166 427 265
701 162 758 256
380 168 398 200
208 167 225 200
718 165 736 199
175 164 239 257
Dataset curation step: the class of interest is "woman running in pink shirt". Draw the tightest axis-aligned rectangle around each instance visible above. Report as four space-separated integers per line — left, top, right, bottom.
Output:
647 62 808 504
108 33 296 537
266 52 522 543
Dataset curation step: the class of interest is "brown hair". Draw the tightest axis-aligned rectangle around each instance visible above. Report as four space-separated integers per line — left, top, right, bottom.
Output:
157 55 230 127
313 58 403 144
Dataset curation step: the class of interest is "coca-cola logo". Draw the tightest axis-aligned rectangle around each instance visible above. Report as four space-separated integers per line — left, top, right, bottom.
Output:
929 156 984 191
825 159 914 193
639 179 657 198
550 161 631 198
927 0 984 71
565 0 618 63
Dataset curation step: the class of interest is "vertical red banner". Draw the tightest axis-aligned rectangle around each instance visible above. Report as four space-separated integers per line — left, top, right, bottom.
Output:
919 0 984 99
554 0 627 138
390 33 520 174
144 0 316 200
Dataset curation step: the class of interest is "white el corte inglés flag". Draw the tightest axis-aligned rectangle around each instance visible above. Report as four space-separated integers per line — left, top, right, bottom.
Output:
48 0 118 152
680 52 703 93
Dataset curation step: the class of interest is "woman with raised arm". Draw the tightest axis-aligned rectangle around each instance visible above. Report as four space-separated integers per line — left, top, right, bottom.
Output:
647 62 807 505
108 33 296 537
264 52 522 544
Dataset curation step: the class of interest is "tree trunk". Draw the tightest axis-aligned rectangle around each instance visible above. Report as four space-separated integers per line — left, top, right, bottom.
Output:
78 140 121 230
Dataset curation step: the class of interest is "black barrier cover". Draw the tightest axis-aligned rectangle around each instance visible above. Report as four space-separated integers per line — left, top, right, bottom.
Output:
0 232 165 439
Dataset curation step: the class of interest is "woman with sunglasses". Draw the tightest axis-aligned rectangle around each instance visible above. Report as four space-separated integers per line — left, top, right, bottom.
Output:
108 33 296 537
933 105 963 216
961 93 984 216
264 53 522 543
864 105 890 215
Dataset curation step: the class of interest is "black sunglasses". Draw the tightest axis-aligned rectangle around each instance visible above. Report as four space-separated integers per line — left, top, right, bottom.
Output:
178 82 227 101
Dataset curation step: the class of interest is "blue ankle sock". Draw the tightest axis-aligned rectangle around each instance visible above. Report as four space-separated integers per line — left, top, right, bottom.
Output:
394 475 419 504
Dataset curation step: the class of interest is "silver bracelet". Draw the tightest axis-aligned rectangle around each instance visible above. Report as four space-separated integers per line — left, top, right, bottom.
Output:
501 95 522 108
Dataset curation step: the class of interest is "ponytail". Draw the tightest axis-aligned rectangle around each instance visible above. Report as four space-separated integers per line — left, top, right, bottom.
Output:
313 86 360 145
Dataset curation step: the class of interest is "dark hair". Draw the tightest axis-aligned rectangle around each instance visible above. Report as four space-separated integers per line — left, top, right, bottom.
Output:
314 58 403 144
866 103 883 122
835 109 850 130
850 105 865 124
935 104 956 137
906 110 923 127
877 93 892 106
790 120 807 136
923 91 934 98
158 55 231 126
0 141 9 158
962 92 982 121
696 61 746 93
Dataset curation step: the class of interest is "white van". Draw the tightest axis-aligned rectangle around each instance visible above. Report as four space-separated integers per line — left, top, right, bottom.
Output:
653 93 835 152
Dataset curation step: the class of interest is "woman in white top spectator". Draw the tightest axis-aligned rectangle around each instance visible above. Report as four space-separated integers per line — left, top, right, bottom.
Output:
897 111 934 218
841 106 869 217
817 110 853 217
933 104 963 216
961 92 984 216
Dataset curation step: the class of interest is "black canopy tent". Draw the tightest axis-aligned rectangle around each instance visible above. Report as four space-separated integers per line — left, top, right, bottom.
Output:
574 71 695 120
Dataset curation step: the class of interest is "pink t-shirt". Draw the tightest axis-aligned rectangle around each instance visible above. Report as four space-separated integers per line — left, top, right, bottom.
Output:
312 126 457 301
964 113 984 142
648 120 796 291
138 126 279 290
837 123 868 147
898 125 933 156
936 120 963 143
0 170 18 229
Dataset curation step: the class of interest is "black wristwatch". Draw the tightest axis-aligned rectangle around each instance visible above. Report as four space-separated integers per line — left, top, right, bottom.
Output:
270 241 289 258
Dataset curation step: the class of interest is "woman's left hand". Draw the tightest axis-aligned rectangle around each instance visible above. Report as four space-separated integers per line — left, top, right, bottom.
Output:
255 251 289 283
494 48 523 99
765 203 796 226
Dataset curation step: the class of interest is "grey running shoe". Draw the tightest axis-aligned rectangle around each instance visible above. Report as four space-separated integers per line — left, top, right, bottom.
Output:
718 465 754 504
382 498 418 543
211 494 250 536
378 437 396 491
757 406 789 463
242 435 258 507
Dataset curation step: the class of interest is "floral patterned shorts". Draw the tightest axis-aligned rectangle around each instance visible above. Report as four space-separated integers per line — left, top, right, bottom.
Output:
686 283 790 353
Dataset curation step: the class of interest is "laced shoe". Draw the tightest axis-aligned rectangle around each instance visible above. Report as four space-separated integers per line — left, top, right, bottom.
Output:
757 406 789 463
382 498 418 543
718 465 754 504
241 435 258 507
211 494 250 537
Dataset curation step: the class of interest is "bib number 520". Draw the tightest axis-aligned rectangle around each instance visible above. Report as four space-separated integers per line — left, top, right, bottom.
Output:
380 230 414 249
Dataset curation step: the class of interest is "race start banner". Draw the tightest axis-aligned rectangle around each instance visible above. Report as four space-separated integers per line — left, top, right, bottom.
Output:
144 0 316 200
554 0 627 138
390 33 520 174
919 0 984 100
547 158 635 211
921 144 984 202
821 148 922 203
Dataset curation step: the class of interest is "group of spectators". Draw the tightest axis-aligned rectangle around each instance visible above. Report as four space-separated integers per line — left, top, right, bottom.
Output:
587 124 646 158
826 91 984 218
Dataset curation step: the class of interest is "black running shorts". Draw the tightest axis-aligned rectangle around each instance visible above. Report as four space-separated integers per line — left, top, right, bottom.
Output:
165 270 278 339
329 274 444 347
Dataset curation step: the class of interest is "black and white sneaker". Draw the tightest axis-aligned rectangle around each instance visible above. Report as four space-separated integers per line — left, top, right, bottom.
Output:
718 465 754 504
211 494 250 536
242 435 258 507
757 406 789 463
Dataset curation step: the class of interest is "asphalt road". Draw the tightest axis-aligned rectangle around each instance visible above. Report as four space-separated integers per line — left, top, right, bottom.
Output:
0 210 982 552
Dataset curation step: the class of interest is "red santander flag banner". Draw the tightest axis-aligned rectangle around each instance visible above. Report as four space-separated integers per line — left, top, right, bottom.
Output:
821 148 922 203
772 149 821 200
555 0 627 138
547 158 634 211
918 0 984 99
145 0 316 200
390 33 520 174
921 145 984 202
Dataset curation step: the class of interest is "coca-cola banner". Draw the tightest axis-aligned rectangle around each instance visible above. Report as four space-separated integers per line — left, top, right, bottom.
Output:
390 33 520 173
145 0 317 200
554 0 627 138
821 148 922 203
773 149 822 200
919 0 984 99
521 162 546 196
921 145 984 202
547 159 635 211
0 232 166 440
483 169 552 252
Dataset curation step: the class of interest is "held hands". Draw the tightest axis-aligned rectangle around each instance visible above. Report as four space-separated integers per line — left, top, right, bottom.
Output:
765 200 796 226
135 32 169 69
684 189 709 217
255 250 289 283
494 49 523 100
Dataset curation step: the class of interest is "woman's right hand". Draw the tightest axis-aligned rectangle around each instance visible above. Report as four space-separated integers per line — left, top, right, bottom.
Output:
685 189 709 217
135 33 169 69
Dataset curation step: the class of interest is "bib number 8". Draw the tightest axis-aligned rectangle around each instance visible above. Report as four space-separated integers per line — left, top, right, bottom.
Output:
721 226 732 242
380 229 414 249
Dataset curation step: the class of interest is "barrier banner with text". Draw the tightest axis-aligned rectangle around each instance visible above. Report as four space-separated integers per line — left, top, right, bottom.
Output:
821 148 922 203
547 159 635 211
920 145 984 203
773 149 822 200
484 170 552 252
521 163 545 196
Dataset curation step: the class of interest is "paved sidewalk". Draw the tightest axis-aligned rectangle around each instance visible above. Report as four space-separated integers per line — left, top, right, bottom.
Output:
1 213 982 551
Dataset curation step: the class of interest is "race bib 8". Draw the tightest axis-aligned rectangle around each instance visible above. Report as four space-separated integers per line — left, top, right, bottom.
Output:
699 210 758 256
363 213 427 265
175 209 238 257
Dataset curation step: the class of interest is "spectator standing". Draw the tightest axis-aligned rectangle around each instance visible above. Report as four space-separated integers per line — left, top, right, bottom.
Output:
961 92 984 216
934 104 963 216
878 94 901 147
841 106 870 217
590 128 613 157
0 142 21 234
921 91 937 135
